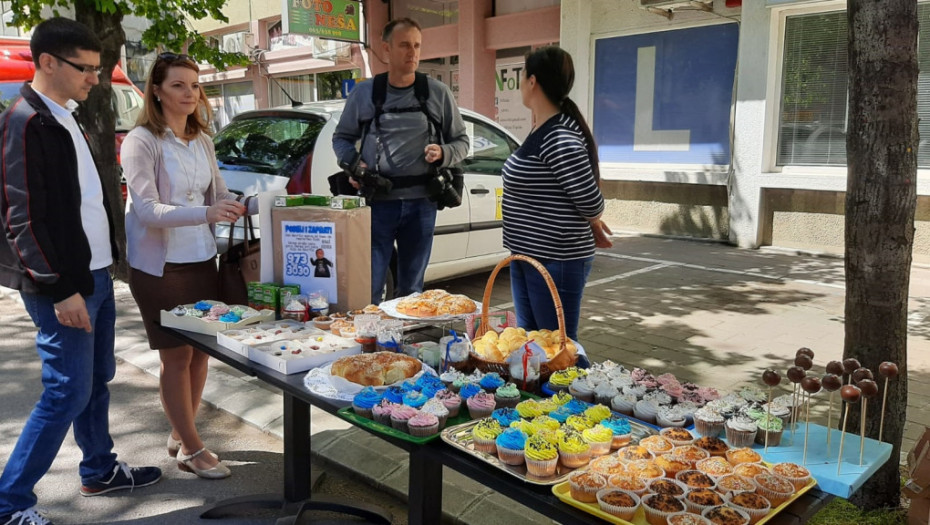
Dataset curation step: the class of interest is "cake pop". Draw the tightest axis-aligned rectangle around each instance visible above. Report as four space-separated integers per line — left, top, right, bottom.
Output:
801 376 822 465
852 367 874 383
762 369 781 452
822 373 842 452
796 347 815 359
794 354 813 371
843 358 861 383
878 361 899 442
857 379 879 466
826 360 845 376
838 384 861 475
787 366 806 443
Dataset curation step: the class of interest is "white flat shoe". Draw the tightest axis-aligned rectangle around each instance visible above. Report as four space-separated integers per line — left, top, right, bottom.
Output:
177 448 231 479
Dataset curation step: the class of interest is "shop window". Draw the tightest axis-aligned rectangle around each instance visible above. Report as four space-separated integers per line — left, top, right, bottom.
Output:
269 75 315 106
205 82 255 131
777 5 930 168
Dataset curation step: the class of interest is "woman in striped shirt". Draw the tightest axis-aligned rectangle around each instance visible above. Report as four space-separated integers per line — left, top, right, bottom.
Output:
501 46 612 344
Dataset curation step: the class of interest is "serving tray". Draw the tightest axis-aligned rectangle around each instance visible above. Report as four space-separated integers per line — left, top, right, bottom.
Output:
440 416 657 486
551 469 817 524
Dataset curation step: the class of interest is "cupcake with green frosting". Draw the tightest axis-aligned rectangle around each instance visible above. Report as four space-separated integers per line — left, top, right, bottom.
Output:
753 413 785 447
471 417 503 454
558 429 592 468
582 424 614 457
494 383 521 409
524 434 559 477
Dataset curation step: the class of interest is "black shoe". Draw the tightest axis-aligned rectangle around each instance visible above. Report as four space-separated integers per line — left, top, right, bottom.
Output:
0 508 54 525
79 461 162 497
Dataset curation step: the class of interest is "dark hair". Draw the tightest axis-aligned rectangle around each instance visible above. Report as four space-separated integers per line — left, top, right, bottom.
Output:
135 54 213 138
382 18 421 42
30 17 102 67
525 46 600 182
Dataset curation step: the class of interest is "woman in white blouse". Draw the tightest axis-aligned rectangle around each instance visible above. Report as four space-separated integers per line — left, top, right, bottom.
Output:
122 52 253 479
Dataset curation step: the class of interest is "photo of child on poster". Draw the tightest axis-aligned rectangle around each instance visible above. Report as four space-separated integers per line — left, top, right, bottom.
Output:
312 248 333 278
281 221 338 303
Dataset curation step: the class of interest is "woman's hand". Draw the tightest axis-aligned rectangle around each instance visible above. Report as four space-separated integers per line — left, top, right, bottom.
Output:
207 199 247 224
590 219 614 248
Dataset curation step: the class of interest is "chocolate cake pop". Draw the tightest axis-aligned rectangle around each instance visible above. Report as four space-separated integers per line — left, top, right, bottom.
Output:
852 367 874 383
801 376 822 394
826 360 845 376
762 369 781 387
843 358 861 376
786 366 806 445
856 379 878 466
800 376 821 465
796 347 815 359
838 384 861 475
878 362 899 442
794 354 813 371
822 373 841 453
787 366 806 383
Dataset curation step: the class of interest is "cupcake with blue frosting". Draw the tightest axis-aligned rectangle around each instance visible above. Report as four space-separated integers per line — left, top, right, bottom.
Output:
496 428 528 465
403 391 429 409
352 386 383 419
479 372 505 393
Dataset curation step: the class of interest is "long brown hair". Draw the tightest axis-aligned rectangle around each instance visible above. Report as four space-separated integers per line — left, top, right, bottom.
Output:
135 53 213 138
525 46 600 182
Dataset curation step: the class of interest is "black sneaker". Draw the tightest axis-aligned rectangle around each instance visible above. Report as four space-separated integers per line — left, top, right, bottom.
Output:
79 461 162 497
0 508 54 525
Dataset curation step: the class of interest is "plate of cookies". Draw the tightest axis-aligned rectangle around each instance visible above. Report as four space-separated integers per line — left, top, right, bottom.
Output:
380 290 482 321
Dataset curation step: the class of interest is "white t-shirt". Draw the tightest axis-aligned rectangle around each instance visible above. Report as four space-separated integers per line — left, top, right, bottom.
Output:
34 88 113 271
161 130 216 263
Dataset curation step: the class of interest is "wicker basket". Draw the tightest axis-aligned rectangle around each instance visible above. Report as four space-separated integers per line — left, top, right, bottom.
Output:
471 255 578 383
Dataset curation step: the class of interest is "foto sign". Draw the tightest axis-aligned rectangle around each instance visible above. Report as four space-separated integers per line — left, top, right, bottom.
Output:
282 0 361 42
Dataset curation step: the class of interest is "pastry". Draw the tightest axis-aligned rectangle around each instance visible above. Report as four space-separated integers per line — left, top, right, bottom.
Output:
702 505 751 525
641 493 686 525
677 469 716 489
595 489 639 520
772 462 811 490
752 472 795 506
694 436 730 457
686 488 725 514
330 352 422 387
727 492 772 524
725 447 762 466
646 477 686 498
625 459 664 481
568 470 607 503
715 474 757 495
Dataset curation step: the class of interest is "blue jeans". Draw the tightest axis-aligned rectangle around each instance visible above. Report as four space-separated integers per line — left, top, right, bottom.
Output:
369 198 438 302
0 269 118 515
510 255 594 342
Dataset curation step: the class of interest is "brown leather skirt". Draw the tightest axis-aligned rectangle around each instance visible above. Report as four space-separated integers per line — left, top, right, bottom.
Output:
129 259 218 349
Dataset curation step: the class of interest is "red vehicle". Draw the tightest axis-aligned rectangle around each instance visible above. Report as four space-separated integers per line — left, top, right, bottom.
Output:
0 37 145 200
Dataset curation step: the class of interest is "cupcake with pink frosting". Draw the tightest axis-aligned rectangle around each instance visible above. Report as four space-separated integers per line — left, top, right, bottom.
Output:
407 411 440 437
435 390 462 418
467 392 497 420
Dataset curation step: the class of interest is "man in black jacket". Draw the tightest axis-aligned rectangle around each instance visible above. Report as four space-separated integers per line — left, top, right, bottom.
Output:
0 18 160 525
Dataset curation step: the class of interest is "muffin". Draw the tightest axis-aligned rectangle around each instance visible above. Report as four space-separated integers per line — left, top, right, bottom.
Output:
618 445 654 462
732 463 769 480
389 405 418 433
599 417 633 449
725 447 762 466
668 515 713 525
772 462 811 491
495 428 528 465
685 487 725 515
596 488 640 520
641 493 686 525
558 429 592 468
466 392 497 420
646 477 687 498
752 472 795 506
661 427 696 447
625 459 665 481
494 383 521 409
727 491 772 524
470 418 502 454
694 436 730 457
589 455 626 477
351 387 383 419
407 412 439 437
725 416 758 448
582 425 614 457
703 505 751 525
695 457 734 478
716 474 758 496
672 445 710 466
654 454 690 479
607 474 647 496
640 435 674 456
524 434 559 477
677 469 717 490
568 470 607 503
693 407 726 437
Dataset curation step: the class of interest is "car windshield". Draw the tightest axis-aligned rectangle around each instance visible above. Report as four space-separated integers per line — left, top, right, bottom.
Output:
214 114 326 175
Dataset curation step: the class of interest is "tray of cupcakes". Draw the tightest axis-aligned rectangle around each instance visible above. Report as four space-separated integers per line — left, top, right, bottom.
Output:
549 427 817 524
440 392 658 486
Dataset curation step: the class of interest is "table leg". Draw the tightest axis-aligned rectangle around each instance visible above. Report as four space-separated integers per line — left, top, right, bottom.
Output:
408 447 442 525
284 392 311 501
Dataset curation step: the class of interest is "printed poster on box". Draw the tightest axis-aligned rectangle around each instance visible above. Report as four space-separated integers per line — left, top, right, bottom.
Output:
280 221 338 304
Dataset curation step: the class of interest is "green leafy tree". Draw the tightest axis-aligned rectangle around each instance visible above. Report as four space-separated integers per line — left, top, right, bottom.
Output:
9 0 249 278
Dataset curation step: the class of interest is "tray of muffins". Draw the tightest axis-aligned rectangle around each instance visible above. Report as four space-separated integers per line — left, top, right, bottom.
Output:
440 393 658 486
549 429 817 525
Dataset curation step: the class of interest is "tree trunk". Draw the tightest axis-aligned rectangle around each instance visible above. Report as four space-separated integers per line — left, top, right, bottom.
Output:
845 0 917 510
73 2 129 281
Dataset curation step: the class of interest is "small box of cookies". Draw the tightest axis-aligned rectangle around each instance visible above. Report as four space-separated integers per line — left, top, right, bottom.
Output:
216 320 310 356
161 301 274 336
248 332 362 374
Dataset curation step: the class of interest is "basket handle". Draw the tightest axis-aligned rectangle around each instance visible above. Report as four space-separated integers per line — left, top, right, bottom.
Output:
476 255 567 354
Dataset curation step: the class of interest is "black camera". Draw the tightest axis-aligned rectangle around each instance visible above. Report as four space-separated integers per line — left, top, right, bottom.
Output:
427 167 464 210
339 154 392 198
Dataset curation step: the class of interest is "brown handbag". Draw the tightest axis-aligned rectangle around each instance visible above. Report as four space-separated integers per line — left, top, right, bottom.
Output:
218 196 260 305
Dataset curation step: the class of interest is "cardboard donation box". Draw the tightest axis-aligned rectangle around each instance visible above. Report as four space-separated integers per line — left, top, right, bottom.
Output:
906 427 930 500
272 206 371 314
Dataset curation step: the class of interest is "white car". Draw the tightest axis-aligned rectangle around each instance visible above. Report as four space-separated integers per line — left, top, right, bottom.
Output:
214 100 521 297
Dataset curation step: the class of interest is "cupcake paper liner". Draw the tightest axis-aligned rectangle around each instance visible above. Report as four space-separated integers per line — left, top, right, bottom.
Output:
525 456 558 477
496 446 525 466
595 488 640 520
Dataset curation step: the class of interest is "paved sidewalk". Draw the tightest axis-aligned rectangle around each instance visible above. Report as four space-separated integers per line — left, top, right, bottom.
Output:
1 234 928 524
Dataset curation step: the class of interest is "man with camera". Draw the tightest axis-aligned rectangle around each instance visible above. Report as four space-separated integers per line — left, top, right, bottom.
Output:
333 18 468 303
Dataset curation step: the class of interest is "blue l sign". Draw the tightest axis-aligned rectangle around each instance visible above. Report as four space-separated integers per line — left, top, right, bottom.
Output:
593 23 739 164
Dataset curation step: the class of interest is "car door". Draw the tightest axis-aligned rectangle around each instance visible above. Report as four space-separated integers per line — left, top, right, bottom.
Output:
461 116 519 259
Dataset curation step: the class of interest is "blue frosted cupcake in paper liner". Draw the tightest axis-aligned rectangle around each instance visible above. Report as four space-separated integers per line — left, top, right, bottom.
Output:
495 427 528 465
599 416 633 449
382 385 406 405
549 405 573 424
351 386 383 419
403 391 429 409
479 372 505 393
459 382 483 400
491 407 521 427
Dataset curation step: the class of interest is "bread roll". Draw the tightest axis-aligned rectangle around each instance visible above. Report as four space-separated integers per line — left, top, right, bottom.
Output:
331 352 422 387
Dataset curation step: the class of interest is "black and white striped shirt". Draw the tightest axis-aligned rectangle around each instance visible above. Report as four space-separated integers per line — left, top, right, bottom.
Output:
502 113 605 261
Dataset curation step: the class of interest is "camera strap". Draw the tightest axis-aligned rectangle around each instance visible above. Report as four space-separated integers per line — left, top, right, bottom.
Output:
366 72 444 173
